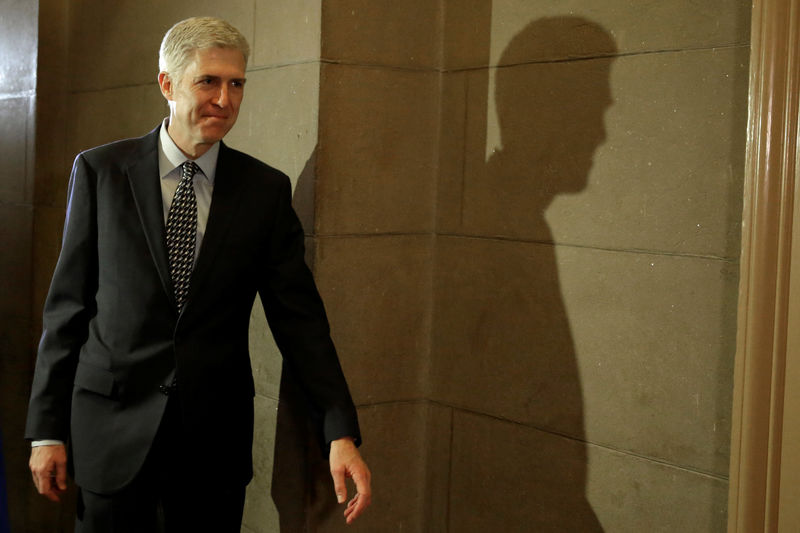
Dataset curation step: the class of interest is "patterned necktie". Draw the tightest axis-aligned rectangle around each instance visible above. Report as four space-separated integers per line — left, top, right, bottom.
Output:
166 161 199 311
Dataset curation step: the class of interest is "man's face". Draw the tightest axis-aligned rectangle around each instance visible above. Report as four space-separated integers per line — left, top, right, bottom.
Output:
159 46 246 157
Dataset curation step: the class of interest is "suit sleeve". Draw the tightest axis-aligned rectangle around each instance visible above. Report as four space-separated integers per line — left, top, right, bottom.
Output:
259 177 361 449
25 154 98 441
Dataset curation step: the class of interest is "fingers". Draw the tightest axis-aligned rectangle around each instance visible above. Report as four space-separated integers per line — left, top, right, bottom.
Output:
331 465 347 504
30 463 59 502
29 445 68 502
329 438 372 523
343 493 361 522
344 468 372 524
55 455 68 490
344 492 370 524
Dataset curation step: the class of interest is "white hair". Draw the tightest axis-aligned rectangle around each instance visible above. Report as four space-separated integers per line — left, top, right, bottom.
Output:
159 16 250 82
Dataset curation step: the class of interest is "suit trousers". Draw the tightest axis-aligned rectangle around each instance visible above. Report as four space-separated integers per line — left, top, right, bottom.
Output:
74 392 247 533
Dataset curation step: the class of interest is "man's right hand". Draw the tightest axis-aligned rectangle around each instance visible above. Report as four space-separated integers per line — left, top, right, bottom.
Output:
29 444 68 502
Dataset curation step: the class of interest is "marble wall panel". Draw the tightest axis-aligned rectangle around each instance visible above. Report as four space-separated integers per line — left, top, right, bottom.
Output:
421 402 452 531
440 0 493 71
0 0 38 94
449 410 727 532
321 0 442 69
442 0 750 69
316 64 438 235
0 205 32 320
66 85 167 172
253 0 321 67
242 394 281 533
443 47 748 259
432 236 736 475
313 235 433 404
249 295 283 401
449 409 603 532
67 0 255 91
585 441 728 532
561 247 736 476
223 63 320 186
0 96 33 204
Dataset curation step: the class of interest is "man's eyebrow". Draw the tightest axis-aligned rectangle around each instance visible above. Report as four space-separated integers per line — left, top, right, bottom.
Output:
193 75 247 83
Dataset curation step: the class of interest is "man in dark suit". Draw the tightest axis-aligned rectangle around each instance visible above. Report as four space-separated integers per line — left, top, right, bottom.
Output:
25 16 371 531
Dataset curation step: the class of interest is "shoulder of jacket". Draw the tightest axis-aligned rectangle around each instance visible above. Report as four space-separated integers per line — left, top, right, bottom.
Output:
76 128 157 168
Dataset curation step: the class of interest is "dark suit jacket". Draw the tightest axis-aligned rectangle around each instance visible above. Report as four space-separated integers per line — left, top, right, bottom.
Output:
25 126 360 494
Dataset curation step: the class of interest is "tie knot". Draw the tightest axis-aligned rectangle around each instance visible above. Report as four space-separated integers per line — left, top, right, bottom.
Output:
182 161 200 180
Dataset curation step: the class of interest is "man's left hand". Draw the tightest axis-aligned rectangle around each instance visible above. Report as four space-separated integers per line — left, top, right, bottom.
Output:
329 437 371 524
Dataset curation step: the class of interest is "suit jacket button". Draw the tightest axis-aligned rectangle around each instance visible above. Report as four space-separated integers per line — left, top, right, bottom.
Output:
158 385 169 395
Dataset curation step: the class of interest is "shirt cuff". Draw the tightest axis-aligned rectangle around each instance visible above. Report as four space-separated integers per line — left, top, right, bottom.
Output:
31 440 64 447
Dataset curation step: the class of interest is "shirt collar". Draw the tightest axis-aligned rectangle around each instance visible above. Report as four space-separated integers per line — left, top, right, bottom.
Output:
157 117 219 184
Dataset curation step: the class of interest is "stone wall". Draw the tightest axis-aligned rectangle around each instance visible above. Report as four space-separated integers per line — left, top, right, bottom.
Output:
0 0 50 529
430 1 749 531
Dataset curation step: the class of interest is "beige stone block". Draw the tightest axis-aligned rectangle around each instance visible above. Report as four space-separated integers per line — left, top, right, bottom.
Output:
253 0 321 66
449 410 726 532
436 71 469 234
432 236 591 438
450 409 602 531
450 47 748 259
68 0 255 91
317 64 438 234
441 0 493 70
586 442 728 532
553 46 748 258
249 295 283 400
562 248 737 476
314 235 432 404
0 97 33 204
242 395 281 533
321 0 441 69
312 401 448 532
443 0 750 69
432 237 736 475
421 402 452 531
224 63 320 184
0 0 38 93
34 79 71 208
67 85 167 167
0 205 32 319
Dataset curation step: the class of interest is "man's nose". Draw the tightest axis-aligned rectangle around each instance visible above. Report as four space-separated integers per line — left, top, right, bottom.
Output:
214 85 229 107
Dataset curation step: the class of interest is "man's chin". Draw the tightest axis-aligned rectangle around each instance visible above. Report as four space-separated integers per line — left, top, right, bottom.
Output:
199 125 233 144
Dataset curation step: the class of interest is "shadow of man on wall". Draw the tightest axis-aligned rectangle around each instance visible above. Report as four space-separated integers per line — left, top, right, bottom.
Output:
269 14 618 532
437 16 616 531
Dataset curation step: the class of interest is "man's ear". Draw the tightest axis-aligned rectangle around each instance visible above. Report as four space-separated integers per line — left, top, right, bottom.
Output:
158 72 173 100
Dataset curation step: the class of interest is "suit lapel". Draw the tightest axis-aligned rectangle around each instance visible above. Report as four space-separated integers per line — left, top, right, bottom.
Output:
125 127 177 310
190 142 246 295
